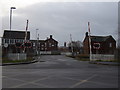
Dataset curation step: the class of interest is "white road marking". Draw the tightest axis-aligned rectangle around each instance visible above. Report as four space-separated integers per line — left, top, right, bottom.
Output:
70 74 97 88
9 75 53 88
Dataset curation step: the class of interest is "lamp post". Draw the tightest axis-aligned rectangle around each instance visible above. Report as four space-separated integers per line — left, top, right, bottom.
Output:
36 29 39 55
10 7 16 31
9 7 16 53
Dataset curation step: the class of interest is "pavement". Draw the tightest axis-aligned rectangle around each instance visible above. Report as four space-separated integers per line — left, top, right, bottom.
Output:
89 61 120 66
2 55 119 88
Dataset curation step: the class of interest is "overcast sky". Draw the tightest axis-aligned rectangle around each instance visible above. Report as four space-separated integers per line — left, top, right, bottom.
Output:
1 0 118 46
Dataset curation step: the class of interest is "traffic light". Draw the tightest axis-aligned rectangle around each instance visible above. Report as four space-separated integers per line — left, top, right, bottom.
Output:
24 42 32 48
15 42 23 48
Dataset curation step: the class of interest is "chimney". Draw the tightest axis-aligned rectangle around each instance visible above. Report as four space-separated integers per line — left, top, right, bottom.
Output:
64 42 66 47
86 32 88 37
50 35 52 39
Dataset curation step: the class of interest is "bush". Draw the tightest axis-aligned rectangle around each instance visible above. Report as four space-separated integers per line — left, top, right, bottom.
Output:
66 54 90 61
76 54 89 59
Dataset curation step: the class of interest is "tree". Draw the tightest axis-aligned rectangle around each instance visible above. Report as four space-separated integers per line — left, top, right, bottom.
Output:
68 40 83 54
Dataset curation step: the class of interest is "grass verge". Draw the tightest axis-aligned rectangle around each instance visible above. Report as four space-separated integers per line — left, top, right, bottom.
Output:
2 57 33 63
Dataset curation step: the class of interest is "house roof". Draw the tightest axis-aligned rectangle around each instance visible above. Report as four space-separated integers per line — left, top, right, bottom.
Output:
30 36 58 43
83 32 116 43
91 36 112 42
30 40 45 42
3 30 30 39
45 38 58 43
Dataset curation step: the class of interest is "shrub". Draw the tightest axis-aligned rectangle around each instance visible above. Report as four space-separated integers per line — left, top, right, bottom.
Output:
76 54 89 59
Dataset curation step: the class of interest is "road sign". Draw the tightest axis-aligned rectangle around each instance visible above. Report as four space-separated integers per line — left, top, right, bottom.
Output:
93 43 100 49
4 43 8 48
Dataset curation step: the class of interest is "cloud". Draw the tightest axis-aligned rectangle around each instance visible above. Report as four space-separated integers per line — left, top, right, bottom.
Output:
2 2 118 46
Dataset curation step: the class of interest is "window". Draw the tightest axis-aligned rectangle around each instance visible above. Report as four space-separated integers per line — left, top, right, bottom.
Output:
5 39 9 44
33 43 35 46
49 43 51 47
41 44 44 47
10 39 14 44
13 39 15 44
16 39 19 42
52 44 54 47
41 48 44 50
109 43 112 47
15 39 17 43
20 39 23 42
45 43 47 47
2 38 5 44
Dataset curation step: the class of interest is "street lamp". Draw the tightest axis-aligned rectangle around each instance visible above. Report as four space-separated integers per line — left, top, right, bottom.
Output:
36 29 39 55
10 7 16 31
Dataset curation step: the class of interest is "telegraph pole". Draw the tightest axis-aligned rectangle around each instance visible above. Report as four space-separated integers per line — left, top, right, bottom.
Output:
70 34 74 56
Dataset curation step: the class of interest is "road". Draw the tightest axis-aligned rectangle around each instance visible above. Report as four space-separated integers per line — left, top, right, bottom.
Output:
2 55 119 88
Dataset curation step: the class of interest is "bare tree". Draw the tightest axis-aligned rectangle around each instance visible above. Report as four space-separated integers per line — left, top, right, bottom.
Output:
68 40 83 54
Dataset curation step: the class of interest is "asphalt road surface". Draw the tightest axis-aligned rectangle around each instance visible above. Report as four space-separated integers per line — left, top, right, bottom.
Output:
2 55 119 88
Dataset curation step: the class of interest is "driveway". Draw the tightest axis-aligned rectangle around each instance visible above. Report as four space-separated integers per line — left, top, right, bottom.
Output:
2 55 119 88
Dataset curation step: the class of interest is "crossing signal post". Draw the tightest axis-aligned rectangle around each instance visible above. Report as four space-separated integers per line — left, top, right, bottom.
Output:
24 42 32 48
15 42 23 53
15 42 23 48
15 42 32 48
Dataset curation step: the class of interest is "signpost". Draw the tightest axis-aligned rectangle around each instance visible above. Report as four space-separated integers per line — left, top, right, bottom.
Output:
4 43 8 54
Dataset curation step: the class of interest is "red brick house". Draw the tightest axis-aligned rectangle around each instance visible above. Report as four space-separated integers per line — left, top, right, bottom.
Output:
83 32 116 54
30 35 58 55
45 35 58 51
